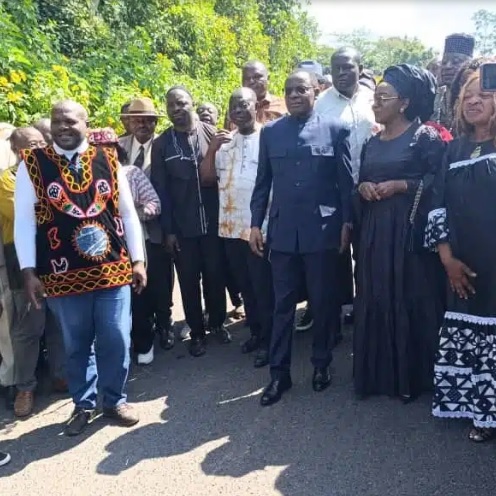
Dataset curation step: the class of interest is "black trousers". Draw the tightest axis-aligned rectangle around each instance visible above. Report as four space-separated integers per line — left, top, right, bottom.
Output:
132 241 174 354
297 247 354 307
269 249 340 379
174 233 226 338
224 239 273 348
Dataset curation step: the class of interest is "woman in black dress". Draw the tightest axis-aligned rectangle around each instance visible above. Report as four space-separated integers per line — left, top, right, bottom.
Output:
354 65 446 401
427 70 496 442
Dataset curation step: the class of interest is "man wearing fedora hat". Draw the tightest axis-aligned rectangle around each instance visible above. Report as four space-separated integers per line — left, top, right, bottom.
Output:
119 97 162 173
119 97 176 358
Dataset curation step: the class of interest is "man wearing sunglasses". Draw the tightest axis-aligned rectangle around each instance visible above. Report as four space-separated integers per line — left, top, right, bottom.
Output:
250 70 353 406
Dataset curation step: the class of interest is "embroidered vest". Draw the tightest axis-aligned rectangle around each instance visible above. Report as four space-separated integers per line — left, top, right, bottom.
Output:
22 145 132 297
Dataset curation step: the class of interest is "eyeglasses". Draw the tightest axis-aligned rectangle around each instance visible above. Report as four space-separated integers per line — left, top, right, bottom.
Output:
374 95 400 104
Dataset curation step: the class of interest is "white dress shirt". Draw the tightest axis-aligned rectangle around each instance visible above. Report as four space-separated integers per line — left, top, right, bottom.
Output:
315 85 377 184
129 136 153 173
14 139 144 270
216 130 268 241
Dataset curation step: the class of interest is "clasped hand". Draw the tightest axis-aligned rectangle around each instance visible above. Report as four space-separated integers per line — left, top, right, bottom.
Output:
358 180 407 201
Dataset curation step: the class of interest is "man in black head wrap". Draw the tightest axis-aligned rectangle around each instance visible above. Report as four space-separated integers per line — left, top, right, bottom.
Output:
434 33 475 130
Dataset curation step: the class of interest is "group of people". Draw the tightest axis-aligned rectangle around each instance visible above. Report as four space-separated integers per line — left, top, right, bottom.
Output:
1 30 496 467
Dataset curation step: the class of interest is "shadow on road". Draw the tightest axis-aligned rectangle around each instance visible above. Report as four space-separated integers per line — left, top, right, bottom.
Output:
95 324 496 496
1 321 496 494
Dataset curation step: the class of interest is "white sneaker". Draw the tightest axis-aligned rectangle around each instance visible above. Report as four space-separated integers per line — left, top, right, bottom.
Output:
0 452 11 467
137 345 154 365
180 323 191 340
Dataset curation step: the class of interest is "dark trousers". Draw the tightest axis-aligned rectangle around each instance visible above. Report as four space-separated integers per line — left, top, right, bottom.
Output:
131 241 174 354
269 249 340 379
224 239 273 348
174 233 226 338
298 247 354 307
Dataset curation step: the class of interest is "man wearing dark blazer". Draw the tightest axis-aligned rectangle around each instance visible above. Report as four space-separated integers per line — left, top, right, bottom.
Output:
250 70 353 406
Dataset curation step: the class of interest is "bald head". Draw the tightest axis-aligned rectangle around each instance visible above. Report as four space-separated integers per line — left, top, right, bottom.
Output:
33 117 52 144
228 87 257 133
10 127 46 154
52 100 88 121
284 70 320 118
51 100 89 150
230 87 257 106
242 60 269 101
331 47 361 65
197 102 219 126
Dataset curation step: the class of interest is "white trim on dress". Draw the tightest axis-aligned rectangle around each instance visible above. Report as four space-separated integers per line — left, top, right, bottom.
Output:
449 153 496 170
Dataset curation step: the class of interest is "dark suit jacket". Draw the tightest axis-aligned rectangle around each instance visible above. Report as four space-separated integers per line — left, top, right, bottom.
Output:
250 111 353 254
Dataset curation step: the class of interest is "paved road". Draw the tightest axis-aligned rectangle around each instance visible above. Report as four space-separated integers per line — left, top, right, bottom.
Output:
1 298 495 495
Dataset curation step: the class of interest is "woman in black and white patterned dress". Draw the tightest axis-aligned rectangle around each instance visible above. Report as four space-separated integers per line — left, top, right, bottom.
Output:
427 69 496 442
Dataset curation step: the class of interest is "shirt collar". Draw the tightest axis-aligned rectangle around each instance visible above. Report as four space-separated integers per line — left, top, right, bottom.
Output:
330 84 363 102
53 139 89 158
132 136 154 149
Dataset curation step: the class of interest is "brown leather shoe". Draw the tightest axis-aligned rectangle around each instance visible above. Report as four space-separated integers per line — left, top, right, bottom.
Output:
103 403 139 427
52 378 69 393
14 391 34 418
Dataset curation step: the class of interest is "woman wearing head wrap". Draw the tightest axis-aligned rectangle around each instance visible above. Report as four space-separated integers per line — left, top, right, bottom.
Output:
427 69 496 443
354 64 446 402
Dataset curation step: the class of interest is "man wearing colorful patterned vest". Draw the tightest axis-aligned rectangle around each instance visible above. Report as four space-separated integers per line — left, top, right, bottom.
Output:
14 100 146 436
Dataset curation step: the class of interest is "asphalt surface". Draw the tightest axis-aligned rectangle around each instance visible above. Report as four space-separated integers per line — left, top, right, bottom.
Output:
0 302 495 496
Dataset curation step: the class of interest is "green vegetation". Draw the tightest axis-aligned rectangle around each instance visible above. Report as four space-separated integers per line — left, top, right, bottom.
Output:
0 0 318 130
2 1 493 130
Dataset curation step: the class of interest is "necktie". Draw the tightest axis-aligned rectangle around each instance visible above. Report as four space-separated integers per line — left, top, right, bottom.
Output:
68 153 80 180
135 145 145 168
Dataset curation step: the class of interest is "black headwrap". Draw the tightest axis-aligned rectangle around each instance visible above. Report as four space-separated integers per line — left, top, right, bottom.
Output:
444 33 475 57
382 64 437 123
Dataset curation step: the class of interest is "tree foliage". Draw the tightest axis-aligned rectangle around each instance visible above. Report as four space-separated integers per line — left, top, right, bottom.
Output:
331 30 436 73
0 0 318 129
472 9 496 56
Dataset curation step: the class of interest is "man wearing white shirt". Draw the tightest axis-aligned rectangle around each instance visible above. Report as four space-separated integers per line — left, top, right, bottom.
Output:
14 100 146 436
311 47 377 329
315 47 376 184
201 88 273 368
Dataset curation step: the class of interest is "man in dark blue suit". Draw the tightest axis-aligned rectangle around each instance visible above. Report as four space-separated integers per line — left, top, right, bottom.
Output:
249 70 353 406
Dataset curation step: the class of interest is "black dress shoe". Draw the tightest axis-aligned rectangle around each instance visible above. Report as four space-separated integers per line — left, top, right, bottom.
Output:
241 336 260 354
210 325 232 344
189 337 207 357
254 348 269 368
159 328 175 350
260 377 292 406
312 367 332 392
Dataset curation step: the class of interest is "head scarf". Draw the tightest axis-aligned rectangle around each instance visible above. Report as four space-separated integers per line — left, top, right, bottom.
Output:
444 33 475 57
382 64 437 123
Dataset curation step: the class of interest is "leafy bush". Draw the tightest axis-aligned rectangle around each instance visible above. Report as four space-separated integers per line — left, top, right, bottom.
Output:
0 0 318 132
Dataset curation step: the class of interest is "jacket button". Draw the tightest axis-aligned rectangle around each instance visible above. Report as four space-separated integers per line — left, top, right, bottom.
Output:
295 182 301 186
296 161 301 166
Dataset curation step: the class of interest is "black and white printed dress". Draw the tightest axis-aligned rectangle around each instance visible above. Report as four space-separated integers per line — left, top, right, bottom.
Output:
427 137 496 427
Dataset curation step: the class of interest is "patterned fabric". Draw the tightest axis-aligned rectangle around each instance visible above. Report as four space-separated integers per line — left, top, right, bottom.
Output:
215 130 267 241
444 34 475 57
22 145 132 297
425 207 449 249
88 128 119 145
433 312 496 428
124 165 160 222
